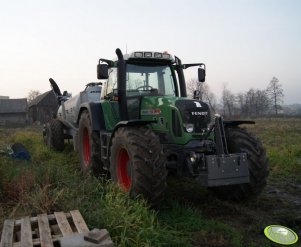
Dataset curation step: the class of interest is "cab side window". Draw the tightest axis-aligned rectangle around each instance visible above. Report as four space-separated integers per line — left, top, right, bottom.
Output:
106 68 117 96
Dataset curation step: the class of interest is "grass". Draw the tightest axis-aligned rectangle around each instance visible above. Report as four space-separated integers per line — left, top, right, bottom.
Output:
0 127 195 246
246 118 301 181
1 118 301 246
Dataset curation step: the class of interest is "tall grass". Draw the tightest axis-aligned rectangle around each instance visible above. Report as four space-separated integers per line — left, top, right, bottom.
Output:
0 128 196 246
246 118 301 181
0 127 243 246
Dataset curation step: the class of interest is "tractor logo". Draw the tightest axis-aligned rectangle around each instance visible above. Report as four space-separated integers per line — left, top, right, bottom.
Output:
194 101 202 108
191 112 208 116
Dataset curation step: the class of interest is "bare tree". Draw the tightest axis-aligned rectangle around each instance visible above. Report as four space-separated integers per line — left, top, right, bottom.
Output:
221 84 235 117
202 83 217 114
186 78 200 98
236 93 246 116
186 78 217 113
267 77 284 115
236 89 271 117
27 90 41 104
255 89 271 115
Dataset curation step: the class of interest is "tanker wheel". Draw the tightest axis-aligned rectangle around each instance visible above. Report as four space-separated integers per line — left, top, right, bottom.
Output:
212 126 269 201
110 126 167 206
44 119 64 151
78 110 104 175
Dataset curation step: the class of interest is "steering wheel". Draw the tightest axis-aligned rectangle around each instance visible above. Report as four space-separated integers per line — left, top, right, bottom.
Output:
137 85 153 91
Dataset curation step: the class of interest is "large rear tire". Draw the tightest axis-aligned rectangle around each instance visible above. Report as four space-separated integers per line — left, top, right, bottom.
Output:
212 126 269 201
78 110 104 175
44 119 64 151
110 127 167 206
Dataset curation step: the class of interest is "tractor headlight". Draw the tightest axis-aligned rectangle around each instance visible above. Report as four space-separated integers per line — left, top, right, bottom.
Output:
189 152 198 163
184 123 194 133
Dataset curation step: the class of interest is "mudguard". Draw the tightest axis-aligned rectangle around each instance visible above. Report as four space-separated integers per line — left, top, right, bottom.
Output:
114 119 155 129
78 102 105 131
223 120 255 127
107 119 156 154
110 119 155 140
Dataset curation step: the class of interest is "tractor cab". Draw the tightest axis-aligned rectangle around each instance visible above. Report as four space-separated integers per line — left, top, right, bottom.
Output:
100 52 178 120
98 50 205 99
97 49 208 131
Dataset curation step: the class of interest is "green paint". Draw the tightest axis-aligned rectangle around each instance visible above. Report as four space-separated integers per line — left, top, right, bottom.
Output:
101 96 208 145
101 101 120 131
140 96 201 145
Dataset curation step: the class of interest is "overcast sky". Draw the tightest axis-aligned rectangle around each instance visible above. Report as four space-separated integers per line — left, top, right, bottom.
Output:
1 0 300 104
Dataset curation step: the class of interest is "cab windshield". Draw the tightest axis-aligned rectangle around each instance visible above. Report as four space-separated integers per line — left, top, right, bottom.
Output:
126 64 176 97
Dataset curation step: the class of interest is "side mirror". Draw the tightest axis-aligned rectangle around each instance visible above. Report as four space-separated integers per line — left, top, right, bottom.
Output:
198 67 206 82
97 64 108 79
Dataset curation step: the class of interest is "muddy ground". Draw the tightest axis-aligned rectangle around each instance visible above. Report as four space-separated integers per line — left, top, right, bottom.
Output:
168 175 301 246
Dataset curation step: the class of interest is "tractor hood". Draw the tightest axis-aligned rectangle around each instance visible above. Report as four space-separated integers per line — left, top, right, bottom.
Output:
139 96 211 143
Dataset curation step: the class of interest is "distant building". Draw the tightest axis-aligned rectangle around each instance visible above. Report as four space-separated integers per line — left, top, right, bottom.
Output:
0 96 9 99
28 90 59 124
0 98 28 127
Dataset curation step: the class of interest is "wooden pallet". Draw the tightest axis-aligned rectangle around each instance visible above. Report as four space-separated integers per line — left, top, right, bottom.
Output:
0 210 89 247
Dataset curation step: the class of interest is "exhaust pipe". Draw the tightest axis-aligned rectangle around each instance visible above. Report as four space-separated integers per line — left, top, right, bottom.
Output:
116 48 128 121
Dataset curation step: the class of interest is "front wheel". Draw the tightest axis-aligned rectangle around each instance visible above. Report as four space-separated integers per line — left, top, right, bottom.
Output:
110 127 167 206
212 126 269 201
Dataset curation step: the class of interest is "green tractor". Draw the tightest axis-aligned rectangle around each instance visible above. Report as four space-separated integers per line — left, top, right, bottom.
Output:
44 48 268 205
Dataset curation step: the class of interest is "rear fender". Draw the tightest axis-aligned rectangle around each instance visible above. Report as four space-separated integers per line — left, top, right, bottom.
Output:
77 102 105 131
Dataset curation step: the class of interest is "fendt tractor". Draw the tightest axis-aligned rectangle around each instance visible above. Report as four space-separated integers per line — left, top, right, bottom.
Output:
44 48 268 205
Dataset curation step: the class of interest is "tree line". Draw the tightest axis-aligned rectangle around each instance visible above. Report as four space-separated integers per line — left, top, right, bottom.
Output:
28 77 286 118
187 77 285 118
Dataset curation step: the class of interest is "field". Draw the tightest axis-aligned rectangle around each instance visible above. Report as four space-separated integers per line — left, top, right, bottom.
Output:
0 118 300 247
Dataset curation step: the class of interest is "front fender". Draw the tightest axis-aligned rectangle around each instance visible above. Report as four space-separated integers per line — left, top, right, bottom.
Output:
110 119 155 141
107 119 156 159
114 120 155 129
223 120 255 127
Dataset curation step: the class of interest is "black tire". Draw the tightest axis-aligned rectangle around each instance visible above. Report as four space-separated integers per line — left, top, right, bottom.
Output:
78 110 104 175
44 119 64 151
110 127 167 206
212 126 269 201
